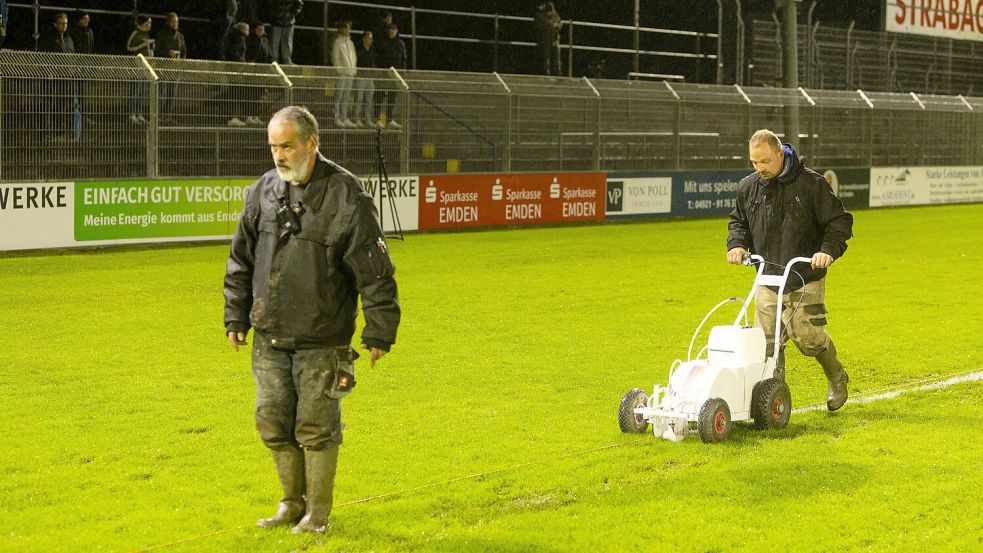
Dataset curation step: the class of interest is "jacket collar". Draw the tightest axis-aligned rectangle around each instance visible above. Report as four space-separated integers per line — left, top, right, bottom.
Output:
267 152 335 211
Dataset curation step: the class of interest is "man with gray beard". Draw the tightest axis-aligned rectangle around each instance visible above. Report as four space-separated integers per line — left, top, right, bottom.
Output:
223 105 400 533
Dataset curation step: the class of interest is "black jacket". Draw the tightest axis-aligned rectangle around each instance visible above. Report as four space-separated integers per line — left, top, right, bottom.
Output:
727 144 853 289
69 25 94 54
224 31 247 62
224 154 400 350
155 27 187 59
39 31 74 53
356 42 376 69
377 35 406 70
269 0 303 27
247 34 272 63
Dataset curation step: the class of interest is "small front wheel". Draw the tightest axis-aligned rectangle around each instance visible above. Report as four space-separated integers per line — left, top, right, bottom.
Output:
751 378 792 430
618 388 649 433
698 397 731 443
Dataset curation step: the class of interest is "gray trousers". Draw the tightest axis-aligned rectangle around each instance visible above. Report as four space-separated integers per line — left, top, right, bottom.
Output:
270 26 295 64
252 332 349 451
754 278 831 357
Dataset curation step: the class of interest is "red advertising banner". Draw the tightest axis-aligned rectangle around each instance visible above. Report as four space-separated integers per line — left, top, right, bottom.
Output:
418 172 606 230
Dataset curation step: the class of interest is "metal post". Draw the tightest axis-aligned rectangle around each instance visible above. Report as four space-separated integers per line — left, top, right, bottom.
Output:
846 21 854 88
493 14 500 73
33 1 40 50
665 81 681 169
780 0 800 147
323 0 330 65
735 0 745 85
411 7 417 70
494 72 512 171
716 0 724 84
567 20 573 78
583 77 601 170
633 0 641 75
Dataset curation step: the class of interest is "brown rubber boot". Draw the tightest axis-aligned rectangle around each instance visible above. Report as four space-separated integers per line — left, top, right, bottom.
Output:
816 340 849 411
291 444 339 534
256 447 307 528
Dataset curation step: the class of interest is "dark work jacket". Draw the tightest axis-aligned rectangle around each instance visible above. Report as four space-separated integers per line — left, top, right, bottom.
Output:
224 32 247 62
727 144 854 290
270 0 303 27
155 27 187 59
377 35 406 69
39 31 75 53
356 42 376 69
69 25 94 54
224 154 400 350
247 34 272 63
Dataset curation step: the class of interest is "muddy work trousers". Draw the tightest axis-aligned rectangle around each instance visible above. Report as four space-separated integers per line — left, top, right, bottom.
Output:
754 278 832 358
252 332 355 452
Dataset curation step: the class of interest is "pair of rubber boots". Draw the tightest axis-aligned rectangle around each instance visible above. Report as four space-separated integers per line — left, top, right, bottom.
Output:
256 445 338 534
772 341 849 411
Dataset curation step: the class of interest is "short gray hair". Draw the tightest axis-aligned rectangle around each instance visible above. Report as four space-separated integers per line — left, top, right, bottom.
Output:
269 106 320 143
749 129 781 152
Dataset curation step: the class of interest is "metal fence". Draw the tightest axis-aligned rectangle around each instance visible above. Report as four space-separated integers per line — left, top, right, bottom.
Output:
2 50 982 183
751 19 983 96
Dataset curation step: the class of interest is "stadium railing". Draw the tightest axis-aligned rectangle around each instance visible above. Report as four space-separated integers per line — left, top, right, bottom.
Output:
751 19 983 97
1 50 981 183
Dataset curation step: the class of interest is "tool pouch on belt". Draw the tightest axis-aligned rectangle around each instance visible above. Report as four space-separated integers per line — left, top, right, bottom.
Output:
327 347 359 399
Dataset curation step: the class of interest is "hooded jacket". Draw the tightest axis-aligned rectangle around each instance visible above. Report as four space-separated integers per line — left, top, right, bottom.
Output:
224 154 400 350
727 143 853 290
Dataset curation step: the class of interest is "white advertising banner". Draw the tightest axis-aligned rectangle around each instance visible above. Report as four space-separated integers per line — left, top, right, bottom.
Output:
870 166 983 206
886 1 983 42
0 182 75 250
605 177 672 216
361 176 420 232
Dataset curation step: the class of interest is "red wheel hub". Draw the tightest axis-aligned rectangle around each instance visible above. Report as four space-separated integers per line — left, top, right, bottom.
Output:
713 410 727 434
771 396 785 420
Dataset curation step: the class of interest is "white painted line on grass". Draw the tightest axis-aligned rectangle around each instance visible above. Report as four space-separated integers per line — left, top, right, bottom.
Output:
792 368 983 414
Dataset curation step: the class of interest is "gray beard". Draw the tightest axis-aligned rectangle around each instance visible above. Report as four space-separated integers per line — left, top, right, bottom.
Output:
276 156 311 184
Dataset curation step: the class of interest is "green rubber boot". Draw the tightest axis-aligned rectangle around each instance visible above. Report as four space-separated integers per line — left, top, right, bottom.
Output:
816 340 849 411
291 445 339 534
256 447 307 528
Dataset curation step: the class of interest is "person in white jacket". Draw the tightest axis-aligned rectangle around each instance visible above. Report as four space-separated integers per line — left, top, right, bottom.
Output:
331 21 357 128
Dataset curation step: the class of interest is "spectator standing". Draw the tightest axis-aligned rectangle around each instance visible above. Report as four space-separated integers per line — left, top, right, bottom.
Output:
245 23 273 126
38 12 78 143
534 2 563 76
353 30 376 128
0 0 8 50
248 22 273 63
374 10 393 43
69 11 93 54
126 15 153 125
39 11 74 53
156 12 187 123
269 0 303 64
217 0 239 60
376 23 406 128
331 21 357 128
224 21 250 127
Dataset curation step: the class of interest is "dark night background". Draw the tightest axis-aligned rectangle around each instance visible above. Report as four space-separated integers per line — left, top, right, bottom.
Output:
2 1 884 81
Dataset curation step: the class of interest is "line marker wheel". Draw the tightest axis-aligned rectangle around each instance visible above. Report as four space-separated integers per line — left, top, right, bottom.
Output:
618 388 650 433
698 397 731 443
752 378 792 430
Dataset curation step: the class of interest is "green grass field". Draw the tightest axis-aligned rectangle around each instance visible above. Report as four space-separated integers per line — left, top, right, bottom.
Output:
2 204 982 552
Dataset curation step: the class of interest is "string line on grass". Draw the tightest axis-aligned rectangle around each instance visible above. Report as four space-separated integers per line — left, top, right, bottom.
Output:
129 367 983 552
792 367 983 414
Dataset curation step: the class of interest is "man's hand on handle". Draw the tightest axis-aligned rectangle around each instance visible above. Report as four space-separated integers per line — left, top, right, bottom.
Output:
811 252 833 269
727 247 749 265
228 331 248 352
360 344 387 368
